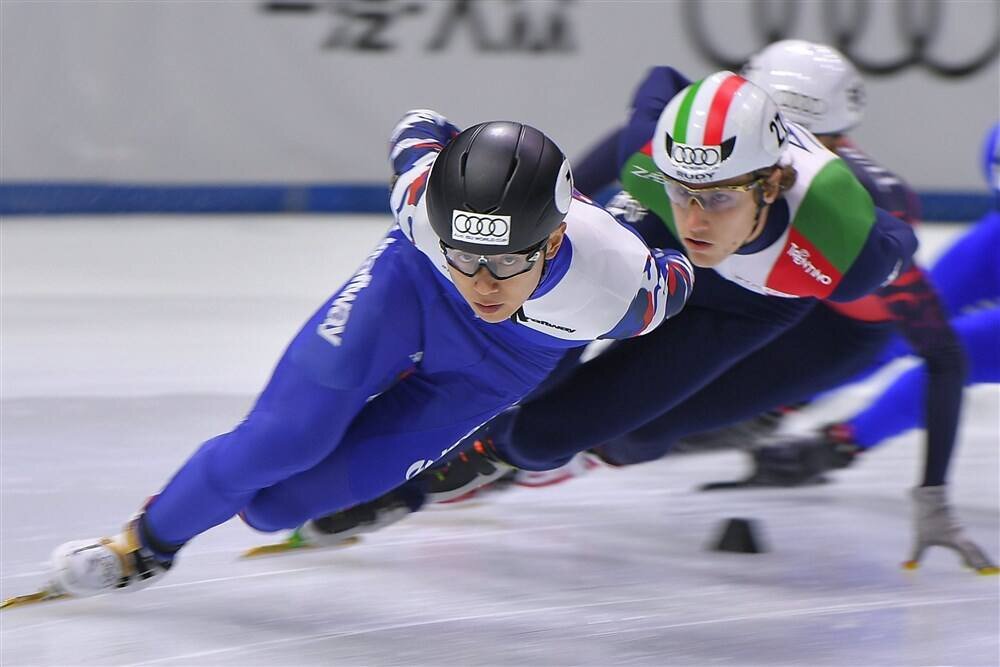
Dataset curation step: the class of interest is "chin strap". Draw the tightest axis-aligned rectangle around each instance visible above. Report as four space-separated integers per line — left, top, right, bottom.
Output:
520 249 551 309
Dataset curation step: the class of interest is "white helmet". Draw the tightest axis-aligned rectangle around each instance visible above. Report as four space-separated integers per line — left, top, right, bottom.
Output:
742 39 865 135
653 70 788 184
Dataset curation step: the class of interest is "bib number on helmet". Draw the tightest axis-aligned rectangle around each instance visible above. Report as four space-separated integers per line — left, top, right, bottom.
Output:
769 113 789 145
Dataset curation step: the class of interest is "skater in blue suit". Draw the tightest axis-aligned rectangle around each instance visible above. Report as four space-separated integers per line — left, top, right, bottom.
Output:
38 111 693 601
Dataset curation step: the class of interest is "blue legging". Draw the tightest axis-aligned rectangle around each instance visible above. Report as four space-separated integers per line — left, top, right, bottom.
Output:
930 212 1000 317
145 232 562 545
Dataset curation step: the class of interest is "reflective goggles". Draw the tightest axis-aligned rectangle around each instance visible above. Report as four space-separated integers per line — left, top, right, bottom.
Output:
440 240 545 280
665 177 764 212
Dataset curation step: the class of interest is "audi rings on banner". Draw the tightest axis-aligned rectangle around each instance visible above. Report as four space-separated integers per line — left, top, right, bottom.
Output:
684 0 999 77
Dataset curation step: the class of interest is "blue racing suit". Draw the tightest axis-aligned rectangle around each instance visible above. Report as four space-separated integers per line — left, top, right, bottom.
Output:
142 110 693 549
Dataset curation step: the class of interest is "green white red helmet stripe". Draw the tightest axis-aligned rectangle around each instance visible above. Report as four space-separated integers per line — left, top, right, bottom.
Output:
671 73 747 146
703 74 748 145
655 68 787 183
670 80 702 143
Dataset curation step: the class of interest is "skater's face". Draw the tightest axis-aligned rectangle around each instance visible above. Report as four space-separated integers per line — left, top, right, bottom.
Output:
669 170 782 268
446 223 567 323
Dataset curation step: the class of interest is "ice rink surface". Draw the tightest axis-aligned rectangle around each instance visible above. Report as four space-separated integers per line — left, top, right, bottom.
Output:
2 216 998 666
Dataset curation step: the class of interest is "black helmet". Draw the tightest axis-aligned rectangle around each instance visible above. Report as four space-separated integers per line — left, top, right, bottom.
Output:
426 121 573 254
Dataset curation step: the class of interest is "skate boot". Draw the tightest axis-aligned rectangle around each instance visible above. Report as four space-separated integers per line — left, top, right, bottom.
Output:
242 484 428 557
247 437 517 558
302 485 427 545
48 515 173 598
435 468 518 504
701 424 861 490
424 437 515 503
514 451 605 488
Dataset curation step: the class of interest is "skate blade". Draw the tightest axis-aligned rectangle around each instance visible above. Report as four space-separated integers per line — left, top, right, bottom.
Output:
901 561 999 575
699 479 756 492
240 535 360 559
699 475 831 492
1 589 68 610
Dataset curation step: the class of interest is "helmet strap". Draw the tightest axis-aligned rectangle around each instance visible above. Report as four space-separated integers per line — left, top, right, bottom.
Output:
527 238 557 297
538 241 554 280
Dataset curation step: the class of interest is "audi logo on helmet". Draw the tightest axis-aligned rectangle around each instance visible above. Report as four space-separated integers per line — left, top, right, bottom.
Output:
453 213 509 236
664 134 737 170
846 82 865 111
773 90 829 118
450 209 512 246
675 145 720 166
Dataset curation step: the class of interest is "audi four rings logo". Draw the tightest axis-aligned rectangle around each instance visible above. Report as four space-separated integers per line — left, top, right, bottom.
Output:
664 134 736 169
453 213 509 236
773 90 828 117
683 0 999 77
451 209 512 246
673 145 720 166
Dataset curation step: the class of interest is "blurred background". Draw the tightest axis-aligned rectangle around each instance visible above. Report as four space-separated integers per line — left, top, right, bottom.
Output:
2 0 997 219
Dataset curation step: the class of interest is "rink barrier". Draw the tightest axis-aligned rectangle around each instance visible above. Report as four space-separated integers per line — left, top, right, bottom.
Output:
0 183 993 222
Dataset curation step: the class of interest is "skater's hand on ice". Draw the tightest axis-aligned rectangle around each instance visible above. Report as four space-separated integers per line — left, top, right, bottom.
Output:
904 485 998 575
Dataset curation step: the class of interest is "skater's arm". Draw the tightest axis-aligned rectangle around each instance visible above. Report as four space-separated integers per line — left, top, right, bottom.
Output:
879 267 967 487
388 109 460 178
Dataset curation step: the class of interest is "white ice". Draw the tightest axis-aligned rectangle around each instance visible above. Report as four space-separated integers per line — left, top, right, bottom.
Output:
2 216 998 666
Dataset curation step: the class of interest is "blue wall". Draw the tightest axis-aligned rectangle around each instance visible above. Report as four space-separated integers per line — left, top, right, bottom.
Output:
0 182 993 222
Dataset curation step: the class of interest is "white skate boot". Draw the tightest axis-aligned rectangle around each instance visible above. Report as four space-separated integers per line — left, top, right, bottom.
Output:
2 518 173 609
514 451 605 488
48 520 171 598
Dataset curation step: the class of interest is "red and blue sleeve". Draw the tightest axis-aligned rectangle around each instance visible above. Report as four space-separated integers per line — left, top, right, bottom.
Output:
388 109 460 178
